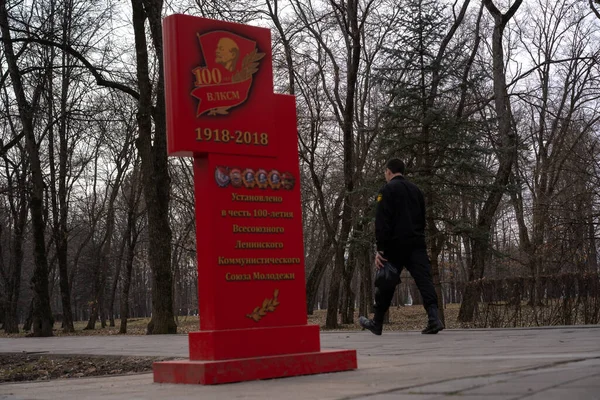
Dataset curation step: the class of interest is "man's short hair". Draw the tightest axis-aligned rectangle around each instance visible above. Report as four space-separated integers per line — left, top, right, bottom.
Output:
386 158 405 174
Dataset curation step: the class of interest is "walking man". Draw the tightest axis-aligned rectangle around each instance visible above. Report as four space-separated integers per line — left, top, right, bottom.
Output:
359 158 444 335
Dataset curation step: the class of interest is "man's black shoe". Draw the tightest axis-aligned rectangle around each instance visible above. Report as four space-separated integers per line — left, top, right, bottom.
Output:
422 305 445 334
359 316 382 335
421 319 444 334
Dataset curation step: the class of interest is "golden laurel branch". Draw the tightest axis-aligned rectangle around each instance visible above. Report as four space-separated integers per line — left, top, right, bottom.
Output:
232 49 266 83
246 289 280 322
208 106 231 116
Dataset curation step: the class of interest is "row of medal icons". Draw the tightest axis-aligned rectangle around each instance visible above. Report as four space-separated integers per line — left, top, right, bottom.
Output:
215 166 296 190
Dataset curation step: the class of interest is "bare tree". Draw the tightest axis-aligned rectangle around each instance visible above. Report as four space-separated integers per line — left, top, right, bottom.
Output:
458 0 523 322
0 0 54 336
119 160 144 333
509 0 600 283
0 140 28 333
84 95 137 330
131 0 176 334
291 0 381 328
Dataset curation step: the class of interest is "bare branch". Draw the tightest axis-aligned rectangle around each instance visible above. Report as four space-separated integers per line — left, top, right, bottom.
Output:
507 56 598 89
10 37 140 100
482 0 523 27
590 0 600 19
482 0 501 18
503 0 523 24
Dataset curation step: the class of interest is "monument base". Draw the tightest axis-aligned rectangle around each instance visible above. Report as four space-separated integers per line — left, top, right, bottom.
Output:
188 325 321 360
153 349 357 385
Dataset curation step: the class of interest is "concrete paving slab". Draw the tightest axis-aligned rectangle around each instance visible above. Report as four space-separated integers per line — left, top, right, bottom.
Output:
0 326 599 399
508 369 595 383
398 374 520 394
426 396 519 399
352 394 448 400
519 387 600 400
562 374 600 388
459 379 560 395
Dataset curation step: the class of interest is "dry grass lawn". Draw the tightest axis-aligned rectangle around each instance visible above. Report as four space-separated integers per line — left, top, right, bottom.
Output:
0 304 462 338
0 304 462 382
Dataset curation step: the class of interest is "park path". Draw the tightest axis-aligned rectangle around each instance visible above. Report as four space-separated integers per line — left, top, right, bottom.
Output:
1 326 599 399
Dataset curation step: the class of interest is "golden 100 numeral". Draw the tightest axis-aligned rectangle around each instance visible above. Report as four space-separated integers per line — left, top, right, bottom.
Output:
195 128 269 146
192 67 222 86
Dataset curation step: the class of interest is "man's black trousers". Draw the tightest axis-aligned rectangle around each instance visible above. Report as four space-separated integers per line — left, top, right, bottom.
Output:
374 247 438 324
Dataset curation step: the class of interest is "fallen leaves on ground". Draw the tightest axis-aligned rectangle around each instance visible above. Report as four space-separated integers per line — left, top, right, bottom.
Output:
0 353 177 383
0 304 464 338
0 305 462 382
0 304 465 339
313 303 462 332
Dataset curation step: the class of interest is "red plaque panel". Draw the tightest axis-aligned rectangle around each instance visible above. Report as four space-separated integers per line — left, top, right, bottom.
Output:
163 14 277 157
193 96 306 331
156 14 357 385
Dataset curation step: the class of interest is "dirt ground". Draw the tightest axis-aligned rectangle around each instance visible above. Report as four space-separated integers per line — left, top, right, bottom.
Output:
0 353 175 383
0 304 462 338
0 305 461 382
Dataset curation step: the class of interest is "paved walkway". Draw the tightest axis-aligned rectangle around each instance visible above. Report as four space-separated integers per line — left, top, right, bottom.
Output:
1 326 600 399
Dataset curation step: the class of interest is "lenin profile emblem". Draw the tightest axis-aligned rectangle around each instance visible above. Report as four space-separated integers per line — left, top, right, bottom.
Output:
191 31 265 117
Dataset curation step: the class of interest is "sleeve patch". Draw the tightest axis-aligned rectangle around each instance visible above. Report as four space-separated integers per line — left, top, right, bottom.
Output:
377 194 382 202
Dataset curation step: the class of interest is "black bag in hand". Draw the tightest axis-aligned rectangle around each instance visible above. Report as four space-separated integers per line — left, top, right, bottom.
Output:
374 262 401 290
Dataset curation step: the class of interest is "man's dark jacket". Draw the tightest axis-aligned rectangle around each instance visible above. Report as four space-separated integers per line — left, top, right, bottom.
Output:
375 175 426 262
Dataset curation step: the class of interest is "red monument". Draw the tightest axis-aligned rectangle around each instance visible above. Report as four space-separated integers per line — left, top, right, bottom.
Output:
153 14 357 385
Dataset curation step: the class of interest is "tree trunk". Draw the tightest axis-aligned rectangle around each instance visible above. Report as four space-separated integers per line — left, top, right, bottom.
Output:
428 224 446 324
91 142 130 330
0 226 22 333
589 218 598 272
85 300 99 330
0 150 28 333
109 239 126 327
56 6 76 332
340 220 368 324
120 163 142 334
305 237 334 314
326 236 350 328
48 52 76 332
0 1 53 336
85 260 101 330
23 299 34 332
100 296 107 328
458 0 522 322
265 0 295 95
119 224 138 334
45 0 76 334
130 0 176 335
340 268 355 324
458 238 487 321
325 0 361 329
358 242 373 319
